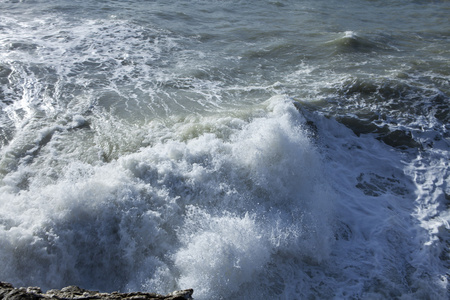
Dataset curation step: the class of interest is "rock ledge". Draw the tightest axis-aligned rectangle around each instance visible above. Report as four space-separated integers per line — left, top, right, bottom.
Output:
0 282 193 300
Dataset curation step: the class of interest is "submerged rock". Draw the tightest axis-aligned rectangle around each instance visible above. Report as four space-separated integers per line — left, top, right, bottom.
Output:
0 282 193 300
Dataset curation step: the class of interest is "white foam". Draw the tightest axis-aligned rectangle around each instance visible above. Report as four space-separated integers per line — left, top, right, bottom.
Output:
310 113 449 299
1 93 448 298
344 30 357 39
174 208 271 297
0 96 336 297
1 2 449 298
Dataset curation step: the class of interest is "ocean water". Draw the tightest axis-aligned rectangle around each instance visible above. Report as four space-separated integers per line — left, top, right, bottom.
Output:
0 0 449 299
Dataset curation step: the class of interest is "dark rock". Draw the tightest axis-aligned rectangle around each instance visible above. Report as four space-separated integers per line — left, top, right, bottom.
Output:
0 282 193 300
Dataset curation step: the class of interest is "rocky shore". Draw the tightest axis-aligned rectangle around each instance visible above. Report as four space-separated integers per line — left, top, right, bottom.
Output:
0 282 193 300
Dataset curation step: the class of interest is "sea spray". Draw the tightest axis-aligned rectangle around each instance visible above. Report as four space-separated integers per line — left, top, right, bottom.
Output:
0 97 335 297
1 1 448 298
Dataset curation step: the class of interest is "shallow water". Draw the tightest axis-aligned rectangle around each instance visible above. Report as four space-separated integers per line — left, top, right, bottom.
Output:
0 0 449 299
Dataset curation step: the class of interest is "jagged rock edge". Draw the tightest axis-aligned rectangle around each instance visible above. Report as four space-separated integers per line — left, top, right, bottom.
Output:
0 281 193 300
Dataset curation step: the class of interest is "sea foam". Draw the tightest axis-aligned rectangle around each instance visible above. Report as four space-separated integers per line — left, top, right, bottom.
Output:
0 96 335 298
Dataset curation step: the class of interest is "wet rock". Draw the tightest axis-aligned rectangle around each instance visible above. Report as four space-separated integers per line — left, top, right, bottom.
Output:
0 282 193 300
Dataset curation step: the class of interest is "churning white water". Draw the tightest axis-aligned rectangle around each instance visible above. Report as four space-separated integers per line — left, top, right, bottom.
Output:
0 0 448 299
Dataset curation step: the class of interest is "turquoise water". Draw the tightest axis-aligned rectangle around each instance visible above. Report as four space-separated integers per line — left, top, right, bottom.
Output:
0 1 449 299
